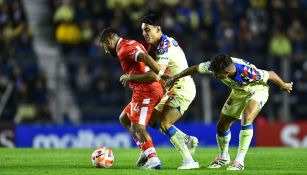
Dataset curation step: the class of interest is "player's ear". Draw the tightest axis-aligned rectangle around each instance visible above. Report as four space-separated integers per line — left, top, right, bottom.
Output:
156 26 161 33
106 38 111 46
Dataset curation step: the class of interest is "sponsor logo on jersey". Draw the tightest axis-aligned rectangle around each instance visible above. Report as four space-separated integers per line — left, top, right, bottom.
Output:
157 48 168 55
160 57 168 61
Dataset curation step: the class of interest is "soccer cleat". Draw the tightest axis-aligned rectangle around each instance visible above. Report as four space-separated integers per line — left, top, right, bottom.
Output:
226 160 244 170
141 157 162 170
185 136 199 156
177 161 200 170
136 152 148 167
207 156 230 169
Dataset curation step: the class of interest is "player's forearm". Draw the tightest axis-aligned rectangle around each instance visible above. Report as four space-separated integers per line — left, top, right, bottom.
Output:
128 72 158 82
268 71 287 89
174 65 199 80
137 52 162 75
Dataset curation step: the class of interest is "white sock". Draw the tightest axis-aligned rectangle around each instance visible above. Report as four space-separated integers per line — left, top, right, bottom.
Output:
235 124 253 165
170 132 194 163
216 130 231 159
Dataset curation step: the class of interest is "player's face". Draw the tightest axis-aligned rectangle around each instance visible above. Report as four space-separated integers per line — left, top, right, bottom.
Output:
213 64 233 79
213 70 230 79
141 23 161 45
100 39 117 57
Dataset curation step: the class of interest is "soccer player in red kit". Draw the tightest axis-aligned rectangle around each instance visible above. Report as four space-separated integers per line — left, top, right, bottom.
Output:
99 28 168 169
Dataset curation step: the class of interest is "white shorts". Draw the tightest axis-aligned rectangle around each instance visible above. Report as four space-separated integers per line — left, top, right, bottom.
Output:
155 84 196 115
221 89 269 119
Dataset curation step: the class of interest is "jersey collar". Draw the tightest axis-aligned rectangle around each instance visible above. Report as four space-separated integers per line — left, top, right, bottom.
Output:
116 38 123 50
233 63 243 84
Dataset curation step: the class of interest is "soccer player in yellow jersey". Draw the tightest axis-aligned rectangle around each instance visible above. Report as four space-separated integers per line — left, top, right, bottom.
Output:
165 54 293 170
119 12 199 169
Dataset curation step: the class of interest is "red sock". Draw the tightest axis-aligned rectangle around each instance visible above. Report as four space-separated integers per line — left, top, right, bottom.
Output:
133 136 142 149
140 140 157 158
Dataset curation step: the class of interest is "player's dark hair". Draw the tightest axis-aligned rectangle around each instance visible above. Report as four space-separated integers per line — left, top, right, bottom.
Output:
141 12 162 26
209 54 233 72
99 28 120 44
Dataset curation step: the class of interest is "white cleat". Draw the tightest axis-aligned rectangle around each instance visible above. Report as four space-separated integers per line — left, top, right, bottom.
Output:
207 156 230 169
185 136 199 156
226 160 244 170
136 152 147 167
141 157 162 170
177 161 200 170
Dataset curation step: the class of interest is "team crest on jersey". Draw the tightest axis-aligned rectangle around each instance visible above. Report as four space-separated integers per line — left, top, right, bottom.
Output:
240 66 261 83
157 35 171 55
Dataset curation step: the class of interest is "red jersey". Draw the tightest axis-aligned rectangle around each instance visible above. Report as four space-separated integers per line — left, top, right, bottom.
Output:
116 38 162 94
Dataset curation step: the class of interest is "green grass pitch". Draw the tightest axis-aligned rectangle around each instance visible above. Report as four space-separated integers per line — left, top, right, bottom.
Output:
1 147 306 175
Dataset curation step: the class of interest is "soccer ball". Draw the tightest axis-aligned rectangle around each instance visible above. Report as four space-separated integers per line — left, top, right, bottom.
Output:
91 146 114 168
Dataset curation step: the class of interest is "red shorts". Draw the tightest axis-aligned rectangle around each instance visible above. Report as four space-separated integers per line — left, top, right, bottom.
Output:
124 91 162 125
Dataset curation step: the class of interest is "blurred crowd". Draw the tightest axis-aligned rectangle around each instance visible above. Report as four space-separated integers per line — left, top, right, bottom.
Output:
0 0 51 123
49 0 307 122
1 0 307 123
51 0 307 121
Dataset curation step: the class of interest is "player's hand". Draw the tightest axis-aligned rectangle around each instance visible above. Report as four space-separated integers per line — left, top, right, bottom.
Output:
161 73 171 80
281 82 293 93
164 76 176 90
119 74 130 87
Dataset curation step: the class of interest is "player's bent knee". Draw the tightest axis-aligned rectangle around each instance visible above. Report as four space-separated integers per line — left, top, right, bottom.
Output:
133 124 146 134
160 121 172 133
242 115 254 125
216 122 229 131
119 115 129 128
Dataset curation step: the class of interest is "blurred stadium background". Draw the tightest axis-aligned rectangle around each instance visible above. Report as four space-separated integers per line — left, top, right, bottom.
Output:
0 0 307 148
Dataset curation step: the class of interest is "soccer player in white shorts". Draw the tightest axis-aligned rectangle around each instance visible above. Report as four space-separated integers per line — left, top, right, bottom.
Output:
165 54 293 170
119 12 199 169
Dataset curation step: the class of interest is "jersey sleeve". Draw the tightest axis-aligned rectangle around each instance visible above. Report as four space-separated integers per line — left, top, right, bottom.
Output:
256 69 269 83
134 43 147 62
198 61 212 74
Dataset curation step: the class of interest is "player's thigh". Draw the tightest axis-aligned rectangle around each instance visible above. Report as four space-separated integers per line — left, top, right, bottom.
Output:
119 103 132 126
221 91 247 120
217 113 237 131
147 109 162 127
160 105 182 125
119 111 130 126
130 97 158 126
155 89 195 116
241 99 260 125
242 90 269 125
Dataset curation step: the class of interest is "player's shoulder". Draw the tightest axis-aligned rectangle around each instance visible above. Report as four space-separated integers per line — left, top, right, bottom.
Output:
231 57 252 66
120 39 141 47
118 39 141 51
117 39 146 60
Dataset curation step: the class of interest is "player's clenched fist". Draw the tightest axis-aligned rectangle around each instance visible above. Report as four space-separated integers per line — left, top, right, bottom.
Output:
281 82 293 93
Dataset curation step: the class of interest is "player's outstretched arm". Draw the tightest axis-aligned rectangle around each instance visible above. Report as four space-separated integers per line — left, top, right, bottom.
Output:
119 72 159 86
268 71 293 93
164 65 199 88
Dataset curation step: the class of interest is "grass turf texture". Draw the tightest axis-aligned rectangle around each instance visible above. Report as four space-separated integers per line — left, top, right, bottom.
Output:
1 148 306 175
